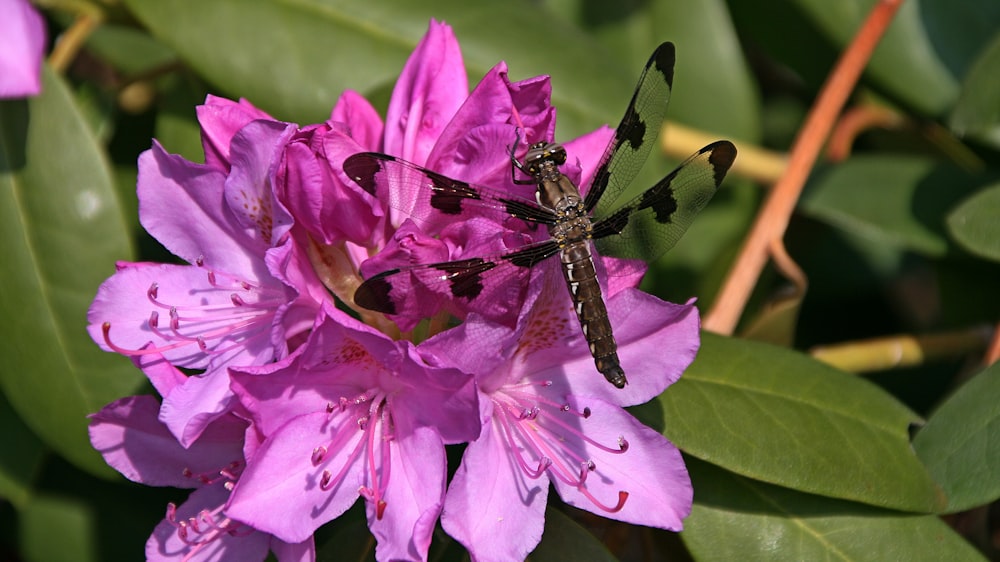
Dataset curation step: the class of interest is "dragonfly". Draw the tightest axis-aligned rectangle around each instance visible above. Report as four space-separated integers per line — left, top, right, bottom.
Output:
344 42 736 388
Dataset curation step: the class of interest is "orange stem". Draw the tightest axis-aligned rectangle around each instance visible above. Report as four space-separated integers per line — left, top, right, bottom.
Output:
703 0 904 335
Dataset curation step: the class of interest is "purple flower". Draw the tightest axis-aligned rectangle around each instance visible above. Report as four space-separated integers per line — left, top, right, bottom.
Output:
425 272 698 561
88 113 326 446
0 0 45 98
225 304 479 561
88 354 315 562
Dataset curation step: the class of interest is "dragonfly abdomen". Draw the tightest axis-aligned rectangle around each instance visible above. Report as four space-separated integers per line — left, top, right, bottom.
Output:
559 241 627 388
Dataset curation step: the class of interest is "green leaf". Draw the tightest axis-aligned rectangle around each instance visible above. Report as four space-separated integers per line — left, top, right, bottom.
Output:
913 361 1000 512
791 0 959 116
633 334 944 512
799 156 980 257
681 459 985 562
0 391 45 509
20 493 98 562
84 23 178 76
920 0 1000 82
530 506 618 562
947 183 1000 262
547 0 760 142
0 66 141 477
950 32 1000 148
121 0 639 141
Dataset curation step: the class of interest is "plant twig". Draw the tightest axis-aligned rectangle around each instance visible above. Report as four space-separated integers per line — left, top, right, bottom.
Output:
810 326 993 373
703 0 904 335
662 121 787 184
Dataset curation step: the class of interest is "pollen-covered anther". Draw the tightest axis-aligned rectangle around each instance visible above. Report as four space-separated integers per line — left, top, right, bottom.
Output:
319 469 334 490
231 293 246 306
617 436 629 452
519 406 540 421
312 446 328 465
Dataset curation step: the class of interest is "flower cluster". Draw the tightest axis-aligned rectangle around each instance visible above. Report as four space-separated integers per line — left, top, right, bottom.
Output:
88 21 698 562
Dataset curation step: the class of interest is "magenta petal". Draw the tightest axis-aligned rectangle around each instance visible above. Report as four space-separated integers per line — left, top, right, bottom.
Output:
226 411 364 543
224 120 297 246
384 20 467 164
137 143 267 277
159 369 236 447
442 418 548 562
331 90 384 152
369 426 447 562
0 0 45 98
550 397 692 531
528 288 700 406
146 485 271 562
196 95 274 170
89 395 245 488
88 263 268 369
269 536 316 562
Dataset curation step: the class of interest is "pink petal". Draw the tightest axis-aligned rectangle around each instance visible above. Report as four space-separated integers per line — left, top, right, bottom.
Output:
146 485 271 562
524 288 700 406
331 90 384 152
0 0 45 98
369 426 448 562
224 120 297 246
137 143 266 276
384 20 467 164
88 395 245 488
226 411 368 543
88 263 271 369
196 95 274 170
550 397 691 531
442 417 548 562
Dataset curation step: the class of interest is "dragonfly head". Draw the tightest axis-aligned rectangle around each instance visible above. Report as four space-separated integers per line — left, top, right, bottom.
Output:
523 142 568 177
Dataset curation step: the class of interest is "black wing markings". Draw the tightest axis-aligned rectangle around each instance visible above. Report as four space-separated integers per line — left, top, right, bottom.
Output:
584 42 676 214
591 140 737 263
343 152 557 227
348 41 737 317
352 239 561 315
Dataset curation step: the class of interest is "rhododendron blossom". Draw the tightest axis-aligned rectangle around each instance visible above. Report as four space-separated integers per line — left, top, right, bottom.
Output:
88 19 699 561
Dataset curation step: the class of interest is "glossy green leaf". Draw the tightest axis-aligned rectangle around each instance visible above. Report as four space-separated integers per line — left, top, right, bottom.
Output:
792 0 958 115
946 183 1000 262
633 334 944 512
681 459 985 562
799 156 979 257
122 0 640 141
548 0 759 142
86 24 177 76
920 0 1000 81
950 32 1000 148
0 66 140 477
913 361 1000 512
530 506 618 562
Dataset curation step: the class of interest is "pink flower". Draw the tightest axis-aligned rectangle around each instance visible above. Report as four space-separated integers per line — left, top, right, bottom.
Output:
88 111 326 446
225 305 479 561
0 0 45 98
88 355 315 562
426 271 699 561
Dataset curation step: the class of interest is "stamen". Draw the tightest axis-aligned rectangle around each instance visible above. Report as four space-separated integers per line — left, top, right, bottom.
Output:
100 260 291 362
492 386 634 514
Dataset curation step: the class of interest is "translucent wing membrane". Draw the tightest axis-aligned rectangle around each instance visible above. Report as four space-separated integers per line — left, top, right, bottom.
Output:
584 42 676 216
343 152 557 231
353 240 561 326
593 141 737 263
